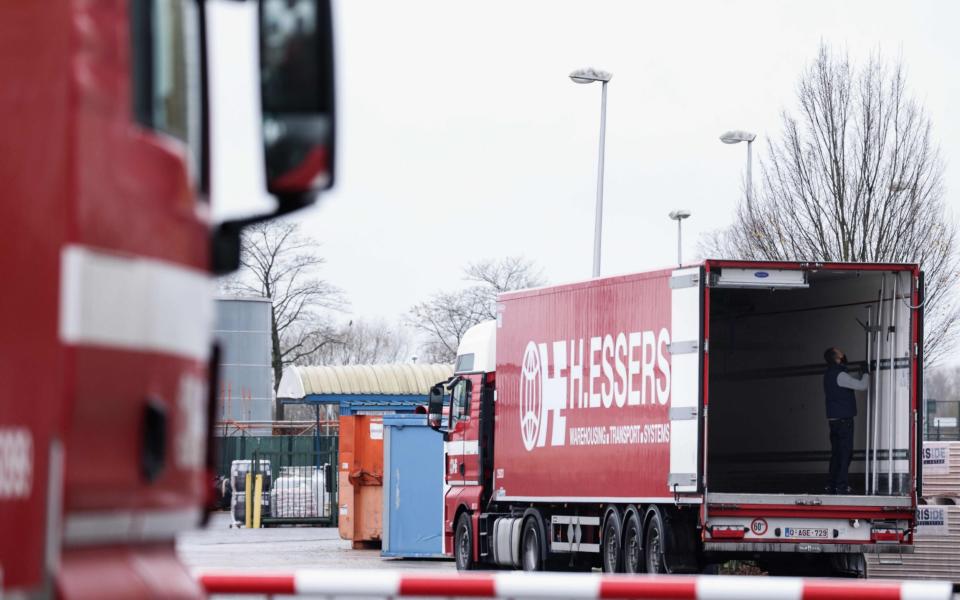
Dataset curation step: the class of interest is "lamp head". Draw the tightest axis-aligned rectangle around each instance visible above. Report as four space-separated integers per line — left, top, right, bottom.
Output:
569 68 613 84
720 130 757 144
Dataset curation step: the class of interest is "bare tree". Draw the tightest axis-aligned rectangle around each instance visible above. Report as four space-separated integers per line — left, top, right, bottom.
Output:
222 221 345 415
924 366 957 404
409 256 545 362
303 319 412 365
701 44 959 362
409 291 489 363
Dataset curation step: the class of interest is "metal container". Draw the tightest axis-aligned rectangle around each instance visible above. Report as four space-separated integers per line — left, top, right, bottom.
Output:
382 414 446 558
215 296 274 435
338 415 384 548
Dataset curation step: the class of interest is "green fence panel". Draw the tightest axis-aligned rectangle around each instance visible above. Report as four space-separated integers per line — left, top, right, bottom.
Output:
216 435 339 526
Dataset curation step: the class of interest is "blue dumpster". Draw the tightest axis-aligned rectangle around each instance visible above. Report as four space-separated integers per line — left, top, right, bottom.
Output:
381 414 447 558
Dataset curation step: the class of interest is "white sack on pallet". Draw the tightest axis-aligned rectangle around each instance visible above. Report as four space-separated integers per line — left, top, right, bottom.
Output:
270 467 329 519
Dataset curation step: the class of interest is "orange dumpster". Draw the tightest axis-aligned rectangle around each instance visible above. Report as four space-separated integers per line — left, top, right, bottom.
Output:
338 415 384 548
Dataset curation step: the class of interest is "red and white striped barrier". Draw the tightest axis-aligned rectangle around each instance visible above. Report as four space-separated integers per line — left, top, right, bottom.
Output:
196 569 956 599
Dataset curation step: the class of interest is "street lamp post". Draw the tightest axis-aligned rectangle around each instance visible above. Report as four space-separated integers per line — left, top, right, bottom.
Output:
570 67 613 278
669 210 691 267
720 130 757 209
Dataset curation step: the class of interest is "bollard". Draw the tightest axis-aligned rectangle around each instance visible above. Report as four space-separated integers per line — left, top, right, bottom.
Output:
253 473 263 529
244 472 252 529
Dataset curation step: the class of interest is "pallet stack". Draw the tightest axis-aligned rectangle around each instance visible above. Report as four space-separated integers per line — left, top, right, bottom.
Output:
230 459 272 527
866 441 960 581
271 466 329 519
921 441 960 499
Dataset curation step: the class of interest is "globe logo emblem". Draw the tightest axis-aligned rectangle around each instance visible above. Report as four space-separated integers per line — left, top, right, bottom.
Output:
519 342 542 451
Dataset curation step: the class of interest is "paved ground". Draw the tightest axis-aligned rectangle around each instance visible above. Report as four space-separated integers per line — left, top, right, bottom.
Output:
177 512 455 572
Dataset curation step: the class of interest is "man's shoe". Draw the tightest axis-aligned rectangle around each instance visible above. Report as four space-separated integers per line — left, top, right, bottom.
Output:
823 486 836 495
836 485 855 495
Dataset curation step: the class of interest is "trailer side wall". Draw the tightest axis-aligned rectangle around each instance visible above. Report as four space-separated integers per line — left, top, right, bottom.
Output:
494 270 676 501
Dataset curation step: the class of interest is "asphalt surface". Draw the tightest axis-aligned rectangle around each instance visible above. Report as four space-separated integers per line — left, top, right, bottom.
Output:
177 512 454 572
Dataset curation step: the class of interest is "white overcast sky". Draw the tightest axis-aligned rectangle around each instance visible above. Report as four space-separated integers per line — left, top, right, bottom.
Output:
210 0 960 324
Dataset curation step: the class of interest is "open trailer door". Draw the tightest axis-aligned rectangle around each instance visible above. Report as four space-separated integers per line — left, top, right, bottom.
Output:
668 266 704 494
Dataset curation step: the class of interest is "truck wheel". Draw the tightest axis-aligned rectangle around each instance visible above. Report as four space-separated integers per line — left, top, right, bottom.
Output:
601 510 622 573
644 508 666 574
455 513 475 571
521 518 543 571
622 511 644 573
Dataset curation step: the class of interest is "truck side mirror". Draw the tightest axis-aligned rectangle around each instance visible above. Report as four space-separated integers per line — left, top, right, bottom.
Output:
427 384 445 432
211 0 337 276
258 0 335 206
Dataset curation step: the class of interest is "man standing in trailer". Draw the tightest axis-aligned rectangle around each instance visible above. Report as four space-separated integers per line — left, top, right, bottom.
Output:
823 347 870 494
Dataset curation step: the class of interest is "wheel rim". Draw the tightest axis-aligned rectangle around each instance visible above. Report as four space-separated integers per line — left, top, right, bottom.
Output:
624 522 641 572
603 521 619 572
646 526 661 573
523 528 539 571
457 522 470 568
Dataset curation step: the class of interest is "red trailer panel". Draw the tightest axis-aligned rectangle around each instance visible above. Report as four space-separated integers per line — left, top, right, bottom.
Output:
494 270 675 502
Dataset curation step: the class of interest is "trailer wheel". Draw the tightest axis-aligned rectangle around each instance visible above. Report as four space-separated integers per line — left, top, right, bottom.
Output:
521 518 543 571
601 509 622 573
455 512 475 571
644 508 666 574
622 511 644 573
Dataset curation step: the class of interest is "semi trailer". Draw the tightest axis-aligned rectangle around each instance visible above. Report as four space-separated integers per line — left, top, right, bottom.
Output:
428 260 923 575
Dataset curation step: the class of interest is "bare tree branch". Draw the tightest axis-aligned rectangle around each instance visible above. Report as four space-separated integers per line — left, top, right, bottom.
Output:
699 44 959 364
408 256 546 362
220 221 346 419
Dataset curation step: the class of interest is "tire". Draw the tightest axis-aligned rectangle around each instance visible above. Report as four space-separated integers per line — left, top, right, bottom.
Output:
601 509 623 573
521 518 543 571
644 508 666 574
455 512 475 571
622 511 644 573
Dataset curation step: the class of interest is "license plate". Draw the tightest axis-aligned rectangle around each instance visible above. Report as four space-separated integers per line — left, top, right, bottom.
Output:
784 527 828 539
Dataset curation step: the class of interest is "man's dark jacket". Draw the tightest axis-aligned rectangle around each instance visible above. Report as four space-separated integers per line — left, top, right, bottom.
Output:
823 363 857 419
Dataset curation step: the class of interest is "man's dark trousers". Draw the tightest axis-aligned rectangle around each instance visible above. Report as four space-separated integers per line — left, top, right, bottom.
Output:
828 417 855 492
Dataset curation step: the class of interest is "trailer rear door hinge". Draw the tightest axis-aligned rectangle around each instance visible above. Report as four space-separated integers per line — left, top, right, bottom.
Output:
669 406 698 420
668 473 697 487
669 274 699 289
668 340 698 355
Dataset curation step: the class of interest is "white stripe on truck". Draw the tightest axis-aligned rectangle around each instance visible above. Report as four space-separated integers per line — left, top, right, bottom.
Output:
444 440 479 455
64 507 201 546
59 244 213 361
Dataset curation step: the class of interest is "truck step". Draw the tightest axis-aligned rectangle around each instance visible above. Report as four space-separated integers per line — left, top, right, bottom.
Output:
876 552 903 566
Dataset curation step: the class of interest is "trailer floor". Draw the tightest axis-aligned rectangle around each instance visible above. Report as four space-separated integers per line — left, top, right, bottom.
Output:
176 512 454 572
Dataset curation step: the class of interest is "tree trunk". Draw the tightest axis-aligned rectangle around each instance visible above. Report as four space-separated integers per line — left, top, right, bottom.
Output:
271 305 284 420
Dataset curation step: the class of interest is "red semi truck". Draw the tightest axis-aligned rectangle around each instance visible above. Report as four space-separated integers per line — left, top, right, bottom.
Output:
1 1 334 596
429 261 924 575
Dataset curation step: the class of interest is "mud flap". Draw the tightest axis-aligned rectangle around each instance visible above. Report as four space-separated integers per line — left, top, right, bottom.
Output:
661 508 701 574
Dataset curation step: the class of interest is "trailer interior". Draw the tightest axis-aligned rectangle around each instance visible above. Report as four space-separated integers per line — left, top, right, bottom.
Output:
705 265 915 498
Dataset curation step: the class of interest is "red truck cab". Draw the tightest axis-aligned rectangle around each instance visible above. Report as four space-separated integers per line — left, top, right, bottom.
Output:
0 1 334 596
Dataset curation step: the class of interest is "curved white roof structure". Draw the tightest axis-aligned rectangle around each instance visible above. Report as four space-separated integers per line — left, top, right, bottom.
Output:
277 363 454 400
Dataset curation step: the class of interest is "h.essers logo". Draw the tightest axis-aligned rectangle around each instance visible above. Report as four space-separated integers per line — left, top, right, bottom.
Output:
519 344 543 451
519 330 671 452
